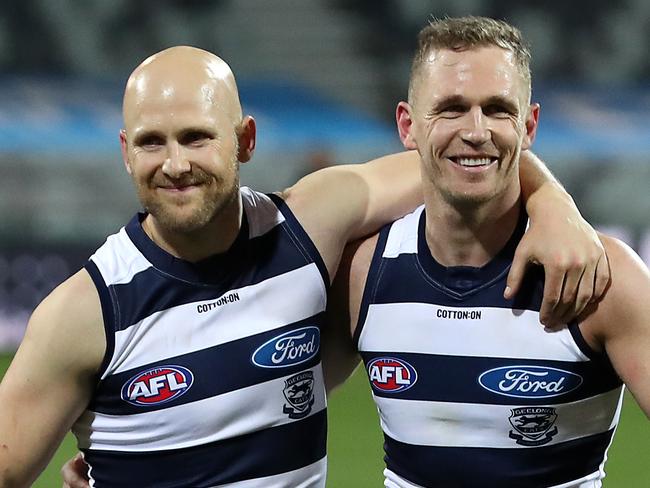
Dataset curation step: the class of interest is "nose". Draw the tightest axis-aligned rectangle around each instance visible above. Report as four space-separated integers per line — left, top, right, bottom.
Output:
161 141 191 178
459 107 490 146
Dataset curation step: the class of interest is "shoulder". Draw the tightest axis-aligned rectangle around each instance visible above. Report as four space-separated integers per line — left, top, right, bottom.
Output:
579 234 650 350
26 269 106 373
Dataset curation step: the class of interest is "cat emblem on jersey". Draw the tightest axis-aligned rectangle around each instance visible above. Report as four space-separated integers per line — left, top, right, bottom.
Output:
508 407 559 446
282 371 315 419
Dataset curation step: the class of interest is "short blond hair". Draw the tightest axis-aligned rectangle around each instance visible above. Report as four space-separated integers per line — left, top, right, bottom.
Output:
409 16 532 104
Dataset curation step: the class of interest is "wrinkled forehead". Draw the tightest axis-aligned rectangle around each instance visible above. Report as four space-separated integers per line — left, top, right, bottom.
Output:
414 46 529 104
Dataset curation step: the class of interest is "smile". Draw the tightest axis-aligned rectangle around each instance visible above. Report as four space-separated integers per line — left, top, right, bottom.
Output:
450 157 498 167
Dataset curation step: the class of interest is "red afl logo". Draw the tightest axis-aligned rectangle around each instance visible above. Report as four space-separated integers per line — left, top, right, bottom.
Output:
367 357 417 393
121 365 194 406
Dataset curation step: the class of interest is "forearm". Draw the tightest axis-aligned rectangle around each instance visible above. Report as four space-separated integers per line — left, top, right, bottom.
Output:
346 150 423 239
519 151 574 217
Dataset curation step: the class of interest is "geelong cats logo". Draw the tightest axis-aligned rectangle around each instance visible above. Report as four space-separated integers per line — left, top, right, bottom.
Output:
508 407 559 446
282 371 315 419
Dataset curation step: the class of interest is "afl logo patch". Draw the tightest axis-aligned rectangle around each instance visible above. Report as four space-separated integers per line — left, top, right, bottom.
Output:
367 357 417 393
252 326 320 368
121 365 194 406
478 365 582 399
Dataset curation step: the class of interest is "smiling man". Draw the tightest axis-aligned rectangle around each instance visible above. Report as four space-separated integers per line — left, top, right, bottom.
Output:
0 44 614 487
326 16 650 487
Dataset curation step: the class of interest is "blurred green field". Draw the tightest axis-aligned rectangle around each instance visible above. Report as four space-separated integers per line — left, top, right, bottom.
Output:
1 354 646 487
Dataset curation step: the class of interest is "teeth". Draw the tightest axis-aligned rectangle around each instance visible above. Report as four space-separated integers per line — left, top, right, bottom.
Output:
456 157 493 167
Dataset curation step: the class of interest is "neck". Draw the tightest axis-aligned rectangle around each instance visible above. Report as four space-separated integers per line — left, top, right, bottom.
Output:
142 192 243 263
423 190 522 268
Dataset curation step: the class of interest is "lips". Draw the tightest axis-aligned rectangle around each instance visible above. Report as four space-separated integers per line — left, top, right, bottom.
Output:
449 156 498 167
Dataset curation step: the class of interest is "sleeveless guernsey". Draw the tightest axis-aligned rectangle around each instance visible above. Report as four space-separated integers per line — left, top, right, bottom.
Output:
73 187 328 487
356 206 623 488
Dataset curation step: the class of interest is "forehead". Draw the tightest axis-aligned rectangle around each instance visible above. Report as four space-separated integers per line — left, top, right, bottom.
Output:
416 46 526 103
125 74 236 134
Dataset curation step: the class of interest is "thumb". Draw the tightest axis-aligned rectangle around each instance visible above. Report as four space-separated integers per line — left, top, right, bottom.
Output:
505 248 529 299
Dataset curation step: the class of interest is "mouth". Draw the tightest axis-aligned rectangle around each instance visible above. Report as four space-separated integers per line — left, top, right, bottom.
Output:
449 156 499 168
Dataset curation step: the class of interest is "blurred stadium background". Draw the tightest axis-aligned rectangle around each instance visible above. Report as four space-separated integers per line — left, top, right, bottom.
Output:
0 0 648 486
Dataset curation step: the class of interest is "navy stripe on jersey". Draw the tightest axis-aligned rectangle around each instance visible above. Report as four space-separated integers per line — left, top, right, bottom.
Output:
111 218 318 331
268 193 330 285
384 428 615 488
90 316 324 414
84 260 116 378
367 253 545 311
84 409 327 488
415 206 528 298
361 351 622 405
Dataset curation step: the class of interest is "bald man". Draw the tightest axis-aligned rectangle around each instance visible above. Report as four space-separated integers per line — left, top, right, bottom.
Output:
0 46 608 487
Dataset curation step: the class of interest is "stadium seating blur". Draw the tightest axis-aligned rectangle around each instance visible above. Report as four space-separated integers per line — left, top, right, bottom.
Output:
1 3 648 487
1 0 649 344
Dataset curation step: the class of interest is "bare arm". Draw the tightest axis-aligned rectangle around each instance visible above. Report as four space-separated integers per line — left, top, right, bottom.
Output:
322 236 378 394
281 151 422 278
580 236 650 417
510 151 609 327
0 270 105 486
283 149 607 326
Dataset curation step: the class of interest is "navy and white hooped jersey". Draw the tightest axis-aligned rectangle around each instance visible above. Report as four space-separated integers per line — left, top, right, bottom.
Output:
73 187 329 488
356 205 624 488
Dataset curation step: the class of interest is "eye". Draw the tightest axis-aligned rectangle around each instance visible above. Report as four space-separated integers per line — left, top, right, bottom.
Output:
439 105 466 118
181 131 212 146
483 104 513 118
138 135 165 150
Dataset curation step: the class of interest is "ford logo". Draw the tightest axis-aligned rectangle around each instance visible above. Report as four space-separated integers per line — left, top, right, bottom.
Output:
252 326 320 368
478 365 583 398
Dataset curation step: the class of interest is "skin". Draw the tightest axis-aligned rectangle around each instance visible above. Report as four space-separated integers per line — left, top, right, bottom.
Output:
0 46 611 487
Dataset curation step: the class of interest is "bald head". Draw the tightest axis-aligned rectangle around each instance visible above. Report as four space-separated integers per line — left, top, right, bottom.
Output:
123 46 243 132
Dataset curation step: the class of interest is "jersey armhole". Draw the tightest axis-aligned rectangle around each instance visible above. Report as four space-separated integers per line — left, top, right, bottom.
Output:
569 322 619 378
353 226 391 349
267 193 330 287
84 260 116 380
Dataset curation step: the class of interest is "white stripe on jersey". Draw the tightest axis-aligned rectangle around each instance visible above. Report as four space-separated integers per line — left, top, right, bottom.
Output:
373 387 623 449
359 303 588 361
90 227 152 285
106 263 326 377
214 457 327 488
75 365 326 451
240 187 286 239
382 206 423 258
384 468 604 488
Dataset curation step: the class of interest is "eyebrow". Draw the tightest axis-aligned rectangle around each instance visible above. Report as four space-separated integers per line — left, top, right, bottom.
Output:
431 94 519 114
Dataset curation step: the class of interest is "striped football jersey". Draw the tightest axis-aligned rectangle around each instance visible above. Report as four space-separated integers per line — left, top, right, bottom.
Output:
73 187 329 487
356 205 624 488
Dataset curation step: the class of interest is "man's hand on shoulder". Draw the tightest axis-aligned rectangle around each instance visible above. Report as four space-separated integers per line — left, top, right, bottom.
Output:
506 182 610 328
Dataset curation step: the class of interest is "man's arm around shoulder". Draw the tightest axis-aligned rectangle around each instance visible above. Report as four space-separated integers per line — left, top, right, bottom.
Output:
0 270 106 487
280 151 421 278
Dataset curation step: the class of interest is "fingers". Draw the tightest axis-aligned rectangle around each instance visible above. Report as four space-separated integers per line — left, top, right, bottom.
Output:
60 452 90 488
538 264 565 328
592 252 611 300
541 251 610 329
505 244 529 300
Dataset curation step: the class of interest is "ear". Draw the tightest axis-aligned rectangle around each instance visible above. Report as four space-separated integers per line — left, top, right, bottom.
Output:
236 116 256 163
396 101 418 150
119 129 133 175
521 103 540 150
